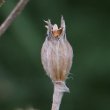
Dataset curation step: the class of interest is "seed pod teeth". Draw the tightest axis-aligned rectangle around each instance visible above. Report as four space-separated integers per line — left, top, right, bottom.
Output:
44 17 66 39
44 19 52 29
61 16 65 29
44 20 49 24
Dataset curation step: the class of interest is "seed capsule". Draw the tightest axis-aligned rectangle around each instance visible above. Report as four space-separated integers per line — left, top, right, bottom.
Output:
41 16 73 81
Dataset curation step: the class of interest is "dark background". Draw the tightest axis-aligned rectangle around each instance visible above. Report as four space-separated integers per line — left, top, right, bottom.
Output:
0 0 110 110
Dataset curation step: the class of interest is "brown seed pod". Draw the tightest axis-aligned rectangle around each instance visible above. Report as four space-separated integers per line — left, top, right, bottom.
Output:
41 16 73 82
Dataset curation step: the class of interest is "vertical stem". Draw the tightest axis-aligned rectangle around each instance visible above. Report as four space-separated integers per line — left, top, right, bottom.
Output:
51 81 69 110
51 85 63 110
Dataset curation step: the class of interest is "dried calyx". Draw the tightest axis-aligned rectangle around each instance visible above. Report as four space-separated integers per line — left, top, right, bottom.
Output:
42 16 73 82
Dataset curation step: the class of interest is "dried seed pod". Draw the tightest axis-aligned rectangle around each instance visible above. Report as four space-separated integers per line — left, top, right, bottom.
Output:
41 16 73 82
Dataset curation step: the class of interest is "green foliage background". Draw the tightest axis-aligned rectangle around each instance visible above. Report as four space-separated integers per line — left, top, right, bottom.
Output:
0 0 110 110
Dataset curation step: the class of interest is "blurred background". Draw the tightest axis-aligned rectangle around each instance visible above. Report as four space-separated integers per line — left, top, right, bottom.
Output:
0 0 110 110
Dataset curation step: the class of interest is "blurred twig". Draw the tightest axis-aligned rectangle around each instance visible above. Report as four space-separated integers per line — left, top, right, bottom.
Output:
0 0 29 37
0 0 5 7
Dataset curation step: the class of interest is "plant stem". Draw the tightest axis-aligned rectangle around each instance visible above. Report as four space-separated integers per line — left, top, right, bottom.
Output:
0 0 29 37
51 81 69 110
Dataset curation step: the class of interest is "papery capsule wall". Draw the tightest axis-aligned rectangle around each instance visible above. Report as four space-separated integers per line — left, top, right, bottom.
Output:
41 17 73 81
